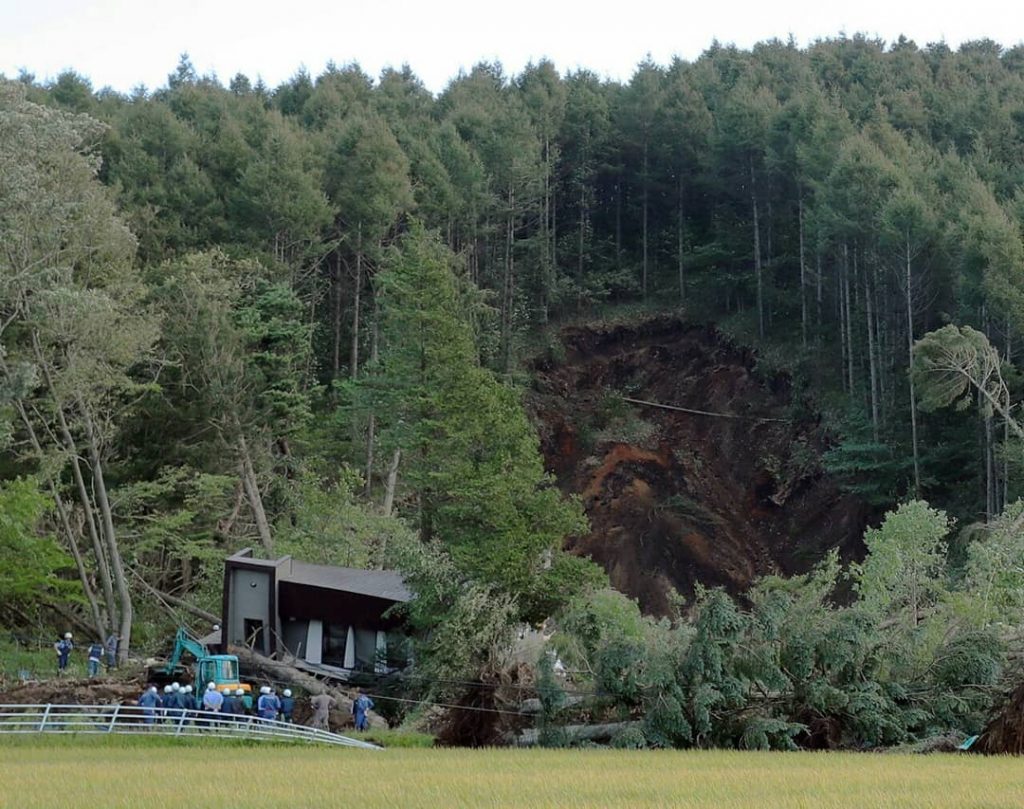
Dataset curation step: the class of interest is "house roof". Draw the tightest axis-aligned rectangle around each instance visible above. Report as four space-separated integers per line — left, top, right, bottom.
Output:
277 559 412 603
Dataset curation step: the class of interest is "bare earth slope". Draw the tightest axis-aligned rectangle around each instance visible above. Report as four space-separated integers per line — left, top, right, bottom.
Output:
530 317 867 615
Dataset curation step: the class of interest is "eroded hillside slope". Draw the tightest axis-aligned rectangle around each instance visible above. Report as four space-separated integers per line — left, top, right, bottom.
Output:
530 317 867 615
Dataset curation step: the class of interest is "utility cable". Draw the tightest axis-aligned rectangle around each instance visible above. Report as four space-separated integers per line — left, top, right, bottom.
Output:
622 396 791 423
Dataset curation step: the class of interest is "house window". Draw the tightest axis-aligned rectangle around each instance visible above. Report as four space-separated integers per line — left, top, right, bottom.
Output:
322 623 348 665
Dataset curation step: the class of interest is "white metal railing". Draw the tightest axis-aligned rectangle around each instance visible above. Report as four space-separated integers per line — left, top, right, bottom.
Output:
0 703 380 749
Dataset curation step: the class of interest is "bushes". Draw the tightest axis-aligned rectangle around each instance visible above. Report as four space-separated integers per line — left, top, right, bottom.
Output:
549 500 1009 750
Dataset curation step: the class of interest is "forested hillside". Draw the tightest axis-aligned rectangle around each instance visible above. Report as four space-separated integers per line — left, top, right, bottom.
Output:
4 34 1024 749
19 37 1024 518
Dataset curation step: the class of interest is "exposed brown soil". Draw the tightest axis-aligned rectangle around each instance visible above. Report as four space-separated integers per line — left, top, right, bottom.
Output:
0 675 144 705
530 316 868 615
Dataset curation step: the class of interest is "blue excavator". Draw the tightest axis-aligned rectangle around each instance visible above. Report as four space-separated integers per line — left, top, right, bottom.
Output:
156 627 251 694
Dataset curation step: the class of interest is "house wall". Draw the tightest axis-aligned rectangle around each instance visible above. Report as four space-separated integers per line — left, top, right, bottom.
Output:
227 567 272 655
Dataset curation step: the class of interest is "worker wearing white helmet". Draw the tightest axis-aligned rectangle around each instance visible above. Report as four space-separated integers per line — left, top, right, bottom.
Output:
280 688 295 723
202 681 224 714
234 687 246 716
160 685 172 722
168 684 187 721
257 685 281 721
221 687 241 719
180 684 195 713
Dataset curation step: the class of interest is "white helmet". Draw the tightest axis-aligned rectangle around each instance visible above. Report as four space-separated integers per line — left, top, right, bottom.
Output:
64 632 72 639
260 686 270 695
149 686 157 693
171 682 180 691
163 685 172 693
235 689 244 696
183 685 192 693
207 682 216 691
283 689 292 697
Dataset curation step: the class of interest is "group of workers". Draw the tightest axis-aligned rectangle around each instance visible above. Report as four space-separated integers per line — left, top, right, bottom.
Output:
136 682 376 732
53 632 120 675
136 681 296 725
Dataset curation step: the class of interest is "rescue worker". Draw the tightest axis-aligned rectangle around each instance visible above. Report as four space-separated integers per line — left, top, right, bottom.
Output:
257 685 280 721
202 682 223 730
310 691 335 730
86 640 103 677
234 689 248 721
104 633 118 669
165 682 182 723
352 689 374 731
138 686 160 726
162 685 174 722
54 632 73 674
202 682 223 712
280 688 295 723
240 688 253 715
180 684 195 725
221 688 240 721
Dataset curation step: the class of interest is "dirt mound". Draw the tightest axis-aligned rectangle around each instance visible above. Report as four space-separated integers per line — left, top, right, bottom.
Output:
530 317 867 615
0 675 144 705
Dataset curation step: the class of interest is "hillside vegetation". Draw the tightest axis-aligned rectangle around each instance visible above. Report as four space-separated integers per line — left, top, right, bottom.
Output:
3 35 1024 750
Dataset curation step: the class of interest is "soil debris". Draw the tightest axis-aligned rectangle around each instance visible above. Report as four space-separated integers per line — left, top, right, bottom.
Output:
530 316 868 614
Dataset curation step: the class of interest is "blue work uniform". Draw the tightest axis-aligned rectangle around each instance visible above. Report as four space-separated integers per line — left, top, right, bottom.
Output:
167 691 183 722
352 694 374 731
55 639 73 672
257 693 280 720
138 690 160 725
87 644 103 677
280 695 295 722
222 694 240 717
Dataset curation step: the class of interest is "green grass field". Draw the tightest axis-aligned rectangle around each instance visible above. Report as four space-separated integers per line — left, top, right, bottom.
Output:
2 739 1022 808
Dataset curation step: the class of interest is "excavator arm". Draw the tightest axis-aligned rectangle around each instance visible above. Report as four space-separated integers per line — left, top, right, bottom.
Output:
163 627 209 675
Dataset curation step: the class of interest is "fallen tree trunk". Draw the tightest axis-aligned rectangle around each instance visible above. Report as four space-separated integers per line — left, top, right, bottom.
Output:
518 695 586 714
506 720 642 747
131 572 220 625
227 644 386 730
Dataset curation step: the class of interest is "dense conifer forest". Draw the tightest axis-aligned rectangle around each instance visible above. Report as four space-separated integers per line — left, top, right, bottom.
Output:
4 35 1024 748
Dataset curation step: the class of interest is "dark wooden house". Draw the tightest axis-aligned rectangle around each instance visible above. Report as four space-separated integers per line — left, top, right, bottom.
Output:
221 549 411 673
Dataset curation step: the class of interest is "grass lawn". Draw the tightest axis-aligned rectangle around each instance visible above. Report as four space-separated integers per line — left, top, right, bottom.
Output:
1 739 1022 808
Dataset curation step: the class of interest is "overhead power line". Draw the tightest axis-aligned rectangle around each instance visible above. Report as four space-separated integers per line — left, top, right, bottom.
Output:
622 396 791 423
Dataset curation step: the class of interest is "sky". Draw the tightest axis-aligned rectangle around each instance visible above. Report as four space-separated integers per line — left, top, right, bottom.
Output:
2 0 1023 94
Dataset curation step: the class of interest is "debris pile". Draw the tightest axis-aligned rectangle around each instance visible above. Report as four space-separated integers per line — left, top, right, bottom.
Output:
531 317 868 614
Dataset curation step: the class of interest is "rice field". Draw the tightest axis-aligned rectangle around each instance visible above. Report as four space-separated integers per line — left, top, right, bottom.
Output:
1 739 1022 808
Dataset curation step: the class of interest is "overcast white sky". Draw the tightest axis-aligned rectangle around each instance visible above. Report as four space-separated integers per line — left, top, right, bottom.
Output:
3 0 1023 94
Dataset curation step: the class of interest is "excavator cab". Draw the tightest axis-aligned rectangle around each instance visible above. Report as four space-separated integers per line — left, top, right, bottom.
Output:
196 655 250 693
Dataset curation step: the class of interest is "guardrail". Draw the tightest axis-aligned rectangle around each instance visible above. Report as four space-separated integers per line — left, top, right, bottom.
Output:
0 703 380 749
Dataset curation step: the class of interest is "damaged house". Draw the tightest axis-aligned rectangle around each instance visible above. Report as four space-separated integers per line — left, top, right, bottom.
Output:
218 548 411 675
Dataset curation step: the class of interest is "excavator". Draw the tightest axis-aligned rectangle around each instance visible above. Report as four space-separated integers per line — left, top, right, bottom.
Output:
154 627 251 694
